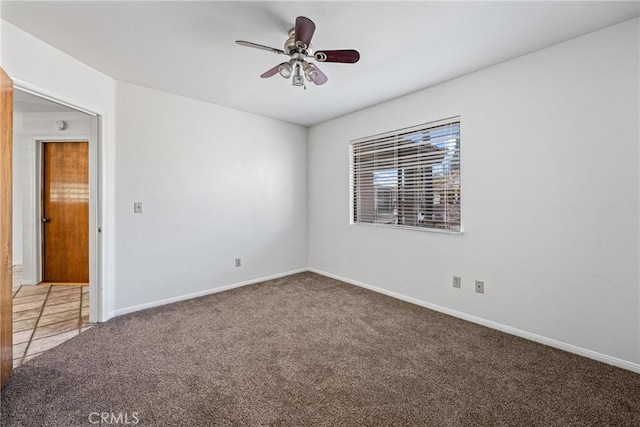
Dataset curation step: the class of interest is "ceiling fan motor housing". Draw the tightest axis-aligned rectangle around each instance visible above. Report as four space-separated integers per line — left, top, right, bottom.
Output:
285 28 312 55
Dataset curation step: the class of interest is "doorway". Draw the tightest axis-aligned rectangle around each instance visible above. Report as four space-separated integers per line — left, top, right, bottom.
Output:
42 141 89 284
12 86 102 323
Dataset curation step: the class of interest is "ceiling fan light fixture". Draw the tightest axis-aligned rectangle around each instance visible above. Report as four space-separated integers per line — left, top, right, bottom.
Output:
303 62 319 82
292 63 304 86
278 62 293 78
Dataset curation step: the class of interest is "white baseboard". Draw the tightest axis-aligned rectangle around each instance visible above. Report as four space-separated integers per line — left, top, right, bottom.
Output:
308 268 640 374
113 268 308 317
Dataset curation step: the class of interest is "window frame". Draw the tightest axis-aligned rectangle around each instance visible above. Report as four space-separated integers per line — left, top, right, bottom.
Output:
349 117 462 234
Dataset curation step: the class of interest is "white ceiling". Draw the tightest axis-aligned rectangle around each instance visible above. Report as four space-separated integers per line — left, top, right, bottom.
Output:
14 89 78 114
2 1 638 126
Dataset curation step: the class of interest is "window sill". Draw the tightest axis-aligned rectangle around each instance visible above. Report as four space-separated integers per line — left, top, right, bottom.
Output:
350 221 464 235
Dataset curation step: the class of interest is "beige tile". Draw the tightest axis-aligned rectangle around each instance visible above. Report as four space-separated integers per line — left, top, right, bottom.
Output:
46 294 81 306
12 272 22 284
81 314 89 323
81 307 89 317
13 329 33 345
49 286 81 294
27 329 79 355
23 352 43 363
51 286 82 295
13 293 48 304
12 308 42 322
41 301 80 316
51 285 81 292
38 310 79 327
47 283 86 287
13 300 45 313
13 270 22 282
13 342 28 359
13 318 38 333
49 286 82 298
82 286 89 293
33 319 79 340
15 286 50 297
81 325 94 333
81 300 89 309
12 359 21 368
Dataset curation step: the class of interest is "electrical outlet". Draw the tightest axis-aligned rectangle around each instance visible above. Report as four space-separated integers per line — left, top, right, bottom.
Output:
235 258 241 268
133 202 143 213
475 280 484 294
453 276 461 288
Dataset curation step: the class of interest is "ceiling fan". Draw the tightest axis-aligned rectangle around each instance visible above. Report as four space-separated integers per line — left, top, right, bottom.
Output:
236 16 360 88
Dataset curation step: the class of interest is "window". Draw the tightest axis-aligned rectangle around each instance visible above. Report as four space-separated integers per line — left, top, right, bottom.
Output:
350 117 461 232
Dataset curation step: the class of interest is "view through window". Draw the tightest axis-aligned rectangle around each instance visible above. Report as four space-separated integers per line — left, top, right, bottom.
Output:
350 117 461 232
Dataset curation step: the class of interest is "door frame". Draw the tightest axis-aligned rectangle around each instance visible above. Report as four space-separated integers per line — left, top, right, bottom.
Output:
14 84 103 324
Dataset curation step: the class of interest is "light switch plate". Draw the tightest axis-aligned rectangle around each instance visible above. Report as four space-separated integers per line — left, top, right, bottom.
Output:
453 276 461 288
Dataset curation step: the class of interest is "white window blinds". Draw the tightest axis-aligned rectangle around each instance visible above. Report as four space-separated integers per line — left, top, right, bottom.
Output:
350 117 461 232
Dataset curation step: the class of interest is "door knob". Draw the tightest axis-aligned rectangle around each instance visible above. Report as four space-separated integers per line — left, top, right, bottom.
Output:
42 217 51 223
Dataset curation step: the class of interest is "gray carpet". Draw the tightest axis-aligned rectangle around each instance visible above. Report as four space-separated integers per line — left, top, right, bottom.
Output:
2 272 639 426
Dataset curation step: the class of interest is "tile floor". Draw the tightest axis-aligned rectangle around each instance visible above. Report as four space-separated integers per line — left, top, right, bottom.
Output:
12 266 92 368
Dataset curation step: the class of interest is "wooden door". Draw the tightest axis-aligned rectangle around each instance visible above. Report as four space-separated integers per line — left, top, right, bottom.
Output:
0 68 14 386
42 141 89 283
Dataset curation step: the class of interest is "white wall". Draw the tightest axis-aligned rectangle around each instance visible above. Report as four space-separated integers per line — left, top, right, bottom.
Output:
1 20 117 320
114 82 308 312
12 111 91 284
308 18 640 367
